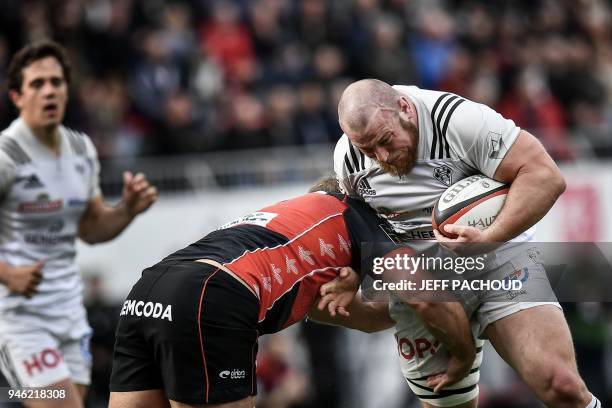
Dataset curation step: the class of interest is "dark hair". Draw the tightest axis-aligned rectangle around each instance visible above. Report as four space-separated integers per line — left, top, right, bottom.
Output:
7 40 71 93
308 174 342 193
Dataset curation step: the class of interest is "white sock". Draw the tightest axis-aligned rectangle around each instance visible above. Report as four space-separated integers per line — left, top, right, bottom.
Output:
586 394 601 408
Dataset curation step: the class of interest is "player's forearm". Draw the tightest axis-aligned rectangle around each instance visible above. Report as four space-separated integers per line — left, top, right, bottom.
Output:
485 166 565 242
408 301 475 361
0 262 11 284
307 295 395 333
78 202 135 244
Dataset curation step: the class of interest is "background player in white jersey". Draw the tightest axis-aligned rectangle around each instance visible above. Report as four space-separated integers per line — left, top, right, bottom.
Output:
333 79 599 408
0 41 157 408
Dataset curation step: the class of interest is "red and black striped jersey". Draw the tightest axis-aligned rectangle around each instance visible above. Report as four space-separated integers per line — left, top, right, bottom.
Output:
164 193 397 334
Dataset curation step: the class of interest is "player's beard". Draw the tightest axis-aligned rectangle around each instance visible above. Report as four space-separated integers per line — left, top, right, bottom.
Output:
378 117 419 177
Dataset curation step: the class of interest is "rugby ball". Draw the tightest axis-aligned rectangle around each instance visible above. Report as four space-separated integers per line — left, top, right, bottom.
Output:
433 175 509 238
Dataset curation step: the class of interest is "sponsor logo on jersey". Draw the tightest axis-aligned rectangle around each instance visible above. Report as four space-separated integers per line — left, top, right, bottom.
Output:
16 174 45 189
18 195 63 213
68 198 88 207
357 178 376 196
74 163 86 174
219 369 246 379
378 223 404 244
218 212 278 230
120 300 173 321
401 229 436 240
24 233 74 246
48 219 64 233
377 207 403 218
488 131 507 159
433 165 453 186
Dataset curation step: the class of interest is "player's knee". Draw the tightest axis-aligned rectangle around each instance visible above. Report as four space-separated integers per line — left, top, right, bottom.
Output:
545 367 588 406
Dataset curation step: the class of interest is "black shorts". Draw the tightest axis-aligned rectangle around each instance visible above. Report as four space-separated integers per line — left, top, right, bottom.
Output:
110 261 260 404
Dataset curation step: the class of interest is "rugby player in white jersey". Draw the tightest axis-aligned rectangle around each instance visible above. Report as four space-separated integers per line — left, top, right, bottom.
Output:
332 79 599 408
0 41 157 408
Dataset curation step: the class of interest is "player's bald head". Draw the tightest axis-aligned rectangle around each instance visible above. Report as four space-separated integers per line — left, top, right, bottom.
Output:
338 79 399 136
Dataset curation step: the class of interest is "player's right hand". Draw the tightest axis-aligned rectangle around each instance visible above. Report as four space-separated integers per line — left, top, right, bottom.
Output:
317 267 360 317
426 353 472 393
2 261 43 298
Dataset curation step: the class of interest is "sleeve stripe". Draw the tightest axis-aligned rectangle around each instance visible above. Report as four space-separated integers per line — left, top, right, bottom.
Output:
349 143 360 170
343 141 366 174
0 136 30 164
65 128 87 156
430 93 465 159
429 93 451 160
0 344 22 387
435 95 459 159
441 99 465 158
343 154 355 174
359 149 365 171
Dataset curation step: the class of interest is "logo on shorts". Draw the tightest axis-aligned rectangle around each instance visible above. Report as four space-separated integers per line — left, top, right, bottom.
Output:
219 369 246 379
80 332 93 363
433 165 453 186
22 348 63 377
503 267 530 284
504 267 529 300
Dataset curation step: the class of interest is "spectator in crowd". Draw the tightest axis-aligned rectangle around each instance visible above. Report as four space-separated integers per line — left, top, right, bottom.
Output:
0 0 610 159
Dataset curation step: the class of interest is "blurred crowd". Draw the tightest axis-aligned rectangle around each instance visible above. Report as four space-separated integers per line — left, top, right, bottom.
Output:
1 0 611 160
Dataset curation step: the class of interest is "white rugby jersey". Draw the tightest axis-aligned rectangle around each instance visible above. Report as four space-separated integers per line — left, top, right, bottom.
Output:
334 85 535 244
0 118 100 318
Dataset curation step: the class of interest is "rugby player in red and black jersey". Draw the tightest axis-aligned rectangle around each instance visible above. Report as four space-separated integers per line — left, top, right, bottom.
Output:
109 179 475 408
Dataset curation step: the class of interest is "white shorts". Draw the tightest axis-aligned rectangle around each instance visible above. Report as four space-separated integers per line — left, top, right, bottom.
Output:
389 245 561 406
0 308 92 387
390 299 484 407
471 245 561 336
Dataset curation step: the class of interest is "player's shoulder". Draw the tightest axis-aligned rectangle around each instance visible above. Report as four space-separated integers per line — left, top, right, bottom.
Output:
333 134 373 176
425 91 485 159
394 85 451 109
60 125 97 157
0 122 29 166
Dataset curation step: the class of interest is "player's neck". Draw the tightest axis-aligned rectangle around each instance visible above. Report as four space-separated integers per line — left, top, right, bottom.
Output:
25 120 61 154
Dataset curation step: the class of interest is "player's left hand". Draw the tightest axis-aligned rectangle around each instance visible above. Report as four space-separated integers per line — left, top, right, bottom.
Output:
434 224 497 255
317 267 360 317
122 171 158 216
426 354 472 393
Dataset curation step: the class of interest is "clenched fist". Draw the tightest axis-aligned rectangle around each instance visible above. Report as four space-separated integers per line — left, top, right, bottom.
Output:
0 261 44 298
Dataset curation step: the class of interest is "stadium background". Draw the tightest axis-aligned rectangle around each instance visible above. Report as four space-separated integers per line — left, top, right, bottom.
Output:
1 0 611 407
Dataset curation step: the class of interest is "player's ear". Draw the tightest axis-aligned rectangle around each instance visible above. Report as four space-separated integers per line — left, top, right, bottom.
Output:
9 89 24 110
398 96 411 119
